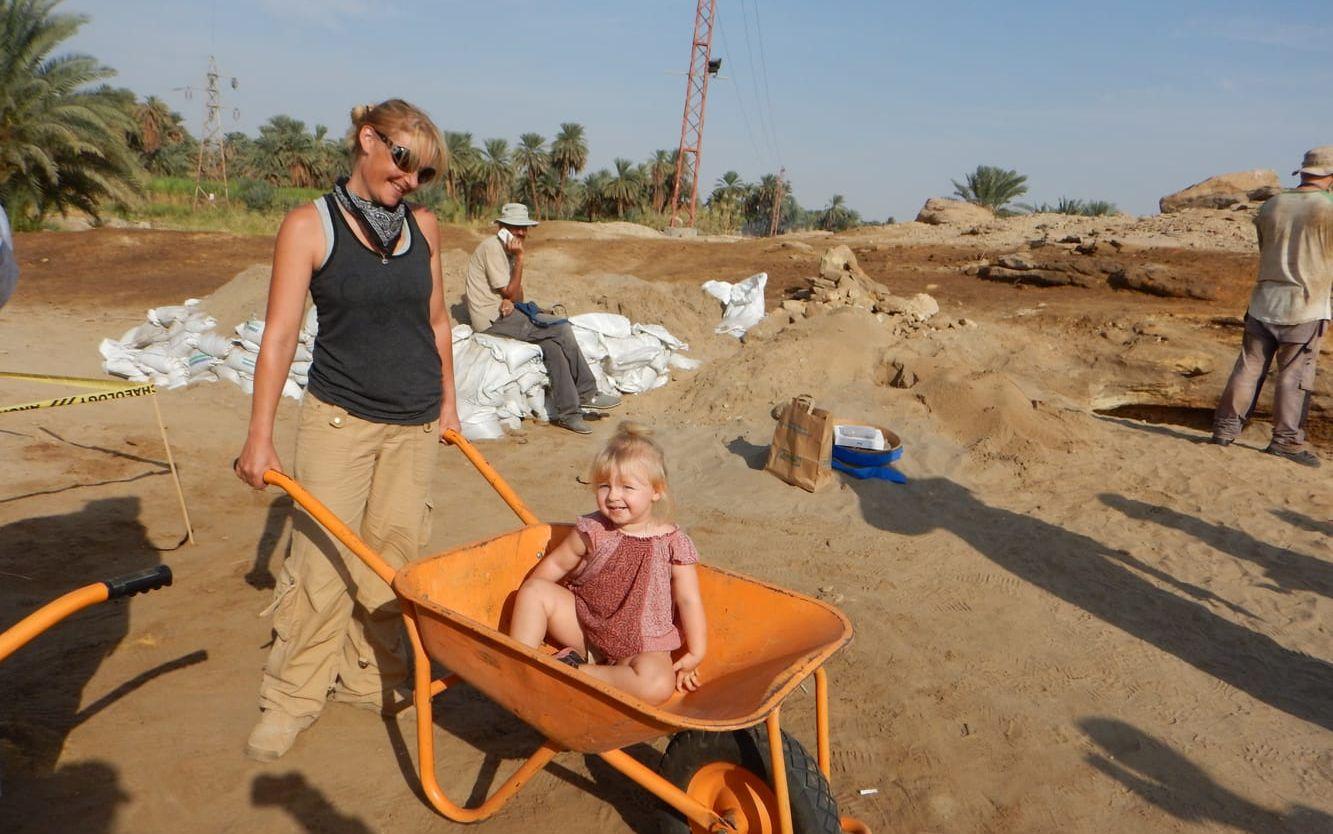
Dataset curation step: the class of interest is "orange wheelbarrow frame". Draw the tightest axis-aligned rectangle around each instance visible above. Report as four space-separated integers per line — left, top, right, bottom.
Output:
265 430 868 834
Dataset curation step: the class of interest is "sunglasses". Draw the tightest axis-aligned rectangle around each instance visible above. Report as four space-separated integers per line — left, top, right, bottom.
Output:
375 130 437 185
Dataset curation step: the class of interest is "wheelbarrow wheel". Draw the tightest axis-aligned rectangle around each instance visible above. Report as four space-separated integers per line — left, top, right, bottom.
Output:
656 725 842 834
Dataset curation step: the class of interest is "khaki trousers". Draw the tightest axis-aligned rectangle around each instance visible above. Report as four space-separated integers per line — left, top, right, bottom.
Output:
258 395 439 719
1213 315 1326 450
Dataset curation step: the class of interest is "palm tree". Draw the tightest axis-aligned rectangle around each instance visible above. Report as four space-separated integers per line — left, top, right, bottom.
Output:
819 194 854 231
646 149 675 213
254 115 322 187
132 95 182 155
603 158 643 219
582 169 611 221
706 170 748 232
514 132 548 217
443 131 478 203
0 0 143 221
477 138 513 211
550 122 588 218
951 165 1028 212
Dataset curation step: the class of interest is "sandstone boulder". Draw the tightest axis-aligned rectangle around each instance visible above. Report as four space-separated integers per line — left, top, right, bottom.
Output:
915 197 994 226
1159 169 1281 213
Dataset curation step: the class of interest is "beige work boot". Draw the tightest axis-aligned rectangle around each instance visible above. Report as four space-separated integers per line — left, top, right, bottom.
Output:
244 710 317 762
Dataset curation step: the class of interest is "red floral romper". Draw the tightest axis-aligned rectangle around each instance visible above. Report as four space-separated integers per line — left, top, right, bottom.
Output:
562 512 700 663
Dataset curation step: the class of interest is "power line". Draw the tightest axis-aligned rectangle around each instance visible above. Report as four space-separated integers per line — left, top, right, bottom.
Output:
749 0 784 167
715 9 767 174
737 0 778 164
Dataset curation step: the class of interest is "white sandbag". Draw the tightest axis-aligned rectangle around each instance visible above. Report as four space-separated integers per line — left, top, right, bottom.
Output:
214 365 242 385
135 346 182 375
604 334 663 374
615 366 661 394
293 343 314 363
147 303 195 328
302 305 318 338
460 413 505 441
187 351 218 375
119 322 167 348
571 326 609 362
633 323 686 350
668 354 702 371
225 349 258 376
702 272 767 338
236 319 265 345
282 378 305 400
164 366 191 390
195 331 235 358
569 312 633 339
183 313 218 333
290 360 312 377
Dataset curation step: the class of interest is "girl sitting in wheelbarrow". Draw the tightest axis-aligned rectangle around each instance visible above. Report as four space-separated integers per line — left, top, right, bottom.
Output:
509 423 706 704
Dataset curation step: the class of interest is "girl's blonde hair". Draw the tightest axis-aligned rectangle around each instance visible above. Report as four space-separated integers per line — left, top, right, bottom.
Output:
590 422 674 520
347 99 446 179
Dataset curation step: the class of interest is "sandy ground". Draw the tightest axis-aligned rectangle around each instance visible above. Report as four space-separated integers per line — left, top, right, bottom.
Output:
0 217 1329 834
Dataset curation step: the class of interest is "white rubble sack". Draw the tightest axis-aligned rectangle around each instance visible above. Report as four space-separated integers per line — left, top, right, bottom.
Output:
702 272 767 338
101 298 699 433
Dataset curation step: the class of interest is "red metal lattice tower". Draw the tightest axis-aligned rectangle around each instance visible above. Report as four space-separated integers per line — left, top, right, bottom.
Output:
668 0 717 228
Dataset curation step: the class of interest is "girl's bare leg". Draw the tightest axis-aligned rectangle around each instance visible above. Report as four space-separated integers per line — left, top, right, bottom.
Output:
584 651 675 704
509 578 586 654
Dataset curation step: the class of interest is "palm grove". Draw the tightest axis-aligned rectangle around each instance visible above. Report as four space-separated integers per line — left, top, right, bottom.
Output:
0 0 873 234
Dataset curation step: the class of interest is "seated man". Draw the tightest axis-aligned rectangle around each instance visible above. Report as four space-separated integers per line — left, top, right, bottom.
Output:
465 203 619 433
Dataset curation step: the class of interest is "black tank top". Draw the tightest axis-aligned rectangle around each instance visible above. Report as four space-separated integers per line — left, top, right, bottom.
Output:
306 194 442 424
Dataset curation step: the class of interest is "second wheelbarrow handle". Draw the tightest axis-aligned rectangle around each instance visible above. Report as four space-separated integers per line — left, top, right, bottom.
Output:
440 429 540 527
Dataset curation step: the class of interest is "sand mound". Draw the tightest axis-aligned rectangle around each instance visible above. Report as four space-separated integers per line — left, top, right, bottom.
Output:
535 220 664 241
196 263 272 327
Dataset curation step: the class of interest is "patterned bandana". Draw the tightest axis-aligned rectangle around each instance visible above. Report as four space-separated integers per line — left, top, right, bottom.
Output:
333 176 405 255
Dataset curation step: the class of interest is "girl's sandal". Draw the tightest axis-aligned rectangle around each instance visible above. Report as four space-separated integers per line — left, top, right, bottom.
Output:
552 647 587 669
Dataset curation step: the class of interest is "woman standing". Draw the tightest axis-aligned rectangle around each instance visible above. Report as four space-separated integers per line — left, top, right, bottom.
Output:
234 99 460 761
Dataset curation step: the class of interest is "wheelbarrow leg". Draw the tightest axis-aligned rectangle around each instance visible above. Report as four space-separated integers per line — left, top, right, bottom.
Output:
403 606 560 822
814 668 873 834
766 709 796 834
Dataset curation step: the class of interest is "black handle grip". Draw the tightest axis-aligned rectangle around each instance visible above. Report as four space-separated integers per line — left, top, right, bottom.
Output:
104 565 173 600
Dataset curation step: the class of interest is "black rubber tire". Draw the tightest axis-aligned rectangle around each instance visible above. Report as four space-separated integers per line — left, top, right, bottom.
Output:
656 725 842 834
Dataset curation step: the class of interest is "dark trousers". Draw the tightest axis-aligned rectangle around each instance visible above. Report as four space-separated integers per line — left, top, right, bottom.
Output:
1213 315 1325 450
485 313 597 420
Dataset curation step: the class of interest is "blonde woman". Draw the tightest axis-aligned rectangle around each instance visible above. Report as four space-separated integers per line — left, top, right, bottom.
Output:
234 99 460 760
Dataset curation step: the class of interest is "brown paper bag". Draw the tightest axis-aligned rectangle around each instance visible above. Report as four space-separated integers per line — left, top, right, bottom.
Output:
765 394 835 492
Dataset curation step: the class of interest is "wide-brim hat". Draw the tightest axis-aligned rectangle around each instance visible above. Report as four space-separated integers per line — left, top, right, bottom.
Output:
1293 145 1333 177
496 203 539 227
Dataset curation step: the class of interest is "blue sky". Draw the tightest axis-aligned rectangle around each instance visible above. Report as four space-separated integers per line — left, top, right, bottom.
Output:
65 1 1331 221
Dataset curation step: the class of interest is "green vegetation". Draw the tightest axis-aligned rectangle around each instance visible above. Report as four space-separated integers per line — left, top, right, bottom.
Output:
1018 196 1119 217
952 165 1029 213
0 0 143 226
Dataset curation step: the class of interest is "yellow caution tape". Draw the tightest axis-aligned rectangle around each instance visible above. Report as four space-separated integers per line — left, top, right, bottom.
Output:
0 371 156 414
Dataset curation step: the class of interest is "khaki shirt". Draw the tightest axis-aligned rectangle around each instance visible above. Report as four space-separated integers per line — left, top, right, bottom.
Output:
465 235 512 331
1249 191 1333 325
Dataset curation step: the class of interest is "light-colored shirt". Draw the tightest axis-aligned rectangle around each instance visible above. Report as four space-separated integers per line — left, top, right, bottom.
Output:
464 235 512 331
1249 191 1333 325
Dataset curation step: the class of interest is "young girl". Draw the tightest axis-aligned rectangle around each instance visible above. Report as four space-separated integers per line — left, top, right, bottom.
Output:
509 423 706 704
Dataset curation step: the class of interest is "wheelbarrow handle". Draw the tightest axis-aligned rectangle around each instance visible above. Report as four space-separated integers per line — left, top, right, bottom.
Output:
262 470 399 587
441 429 540 527
105 565 173 600
0 566 173 665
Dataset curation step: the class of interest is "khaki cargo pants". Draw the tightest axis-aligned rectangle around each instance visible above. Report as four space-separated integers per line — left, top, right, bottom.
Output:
258 394 439 719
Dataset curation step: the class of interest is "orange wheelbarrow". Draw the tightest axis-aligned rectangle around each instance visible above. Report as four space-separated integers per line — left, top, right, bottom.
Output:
264 431 869 834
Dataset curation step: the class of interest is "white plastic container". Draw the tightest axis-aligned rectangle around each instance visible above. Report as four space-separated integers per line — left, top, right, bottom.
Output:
834 424 887 451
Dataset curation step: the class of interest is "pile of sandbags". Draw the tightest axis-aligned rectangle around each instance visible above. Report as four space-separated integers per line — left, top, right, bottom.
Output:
98 300 219 390
101 301 315 400
102 299 697 441
701 273 767 338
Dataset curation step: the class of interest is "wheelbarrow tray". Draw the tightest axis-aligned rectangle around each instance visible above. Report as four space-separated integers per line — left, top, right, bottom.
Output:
395 522 853 754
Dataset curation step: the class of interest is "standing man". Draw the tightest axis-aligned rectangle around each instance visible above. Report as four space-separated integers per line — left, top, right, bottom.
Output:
465 203 620 434
1212 146 1332 468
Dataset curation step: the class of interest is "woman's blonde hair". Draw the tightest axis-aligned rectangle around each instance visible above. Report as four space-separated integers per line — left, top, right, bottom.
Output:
589 422 674 520
347 98 446 179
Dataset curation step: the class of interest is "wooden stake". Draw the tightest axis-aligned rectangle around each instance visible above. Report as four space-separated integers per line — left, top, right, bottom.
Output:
150 390 195 545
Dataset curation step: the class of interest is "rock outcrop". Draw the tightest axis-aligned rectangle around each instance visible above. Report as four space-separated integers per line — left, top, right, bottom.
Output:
1159 170 1281 213
916 197 994 226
